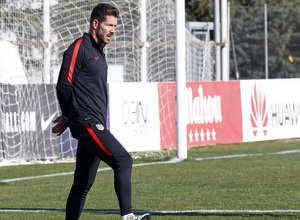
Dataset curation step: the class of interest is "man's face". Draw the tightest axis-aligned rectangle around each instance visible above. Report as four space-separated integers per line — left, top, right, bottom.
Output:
95 15 117 44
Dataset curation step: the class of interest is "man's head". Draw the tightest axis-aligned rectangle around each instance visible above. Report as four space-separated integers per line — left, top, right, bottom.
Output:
89 3 119 44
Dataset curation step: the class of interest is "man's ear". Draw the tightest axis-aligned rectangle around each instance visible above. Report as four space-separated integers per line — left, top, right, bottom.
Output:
92 19 99 30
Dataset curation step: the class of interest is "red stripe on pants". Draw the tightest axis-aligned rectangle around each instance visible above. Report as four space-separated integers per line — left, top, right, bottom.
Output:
85 124 113 156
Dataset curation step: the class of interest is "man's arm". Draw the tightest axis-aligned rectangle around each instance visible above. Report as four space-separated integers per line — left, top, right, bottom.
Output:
56 38 84 118
53 38 84 135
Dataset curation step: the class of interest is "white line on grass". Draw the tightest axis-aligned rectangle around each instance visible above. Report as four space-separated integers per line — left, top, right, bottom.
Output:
1 149 300 183
0 158 183 183
195 149 300 161
1 150 300 215
148 209 300 214
0 209 300 214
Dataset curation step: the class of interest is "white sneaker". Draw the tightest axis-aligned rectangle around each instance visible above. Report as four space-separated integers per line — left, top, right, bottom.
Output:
122 213 151 220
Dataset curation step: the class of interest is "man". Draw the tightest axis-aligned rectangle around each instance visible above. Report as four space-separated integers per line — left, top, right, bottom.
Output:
52 3 151 220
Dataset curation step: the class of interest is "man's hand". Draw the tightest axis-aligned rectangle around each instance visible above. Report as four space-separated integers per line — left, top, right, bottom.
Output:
52 116 68 136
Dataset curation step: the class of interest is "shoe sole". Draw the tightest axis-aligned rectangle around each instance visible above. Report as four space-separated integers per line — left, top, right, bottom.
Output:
140 213 151 220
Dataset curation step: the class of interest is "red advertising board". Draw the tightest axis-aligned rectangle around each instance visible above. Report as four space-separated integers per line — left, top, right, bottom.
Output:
158 81 243 149
158 83 177 149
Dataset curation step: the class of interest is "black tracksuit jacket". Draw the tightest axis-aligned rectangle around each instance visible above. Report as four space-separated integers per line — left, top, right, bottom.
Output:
57 33 108 136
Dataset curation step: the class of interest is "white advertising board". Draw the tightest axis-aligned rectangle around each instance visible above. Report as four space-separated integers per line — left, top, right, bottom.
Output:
107 65 124 83
108 83 160 152
240 79 300 142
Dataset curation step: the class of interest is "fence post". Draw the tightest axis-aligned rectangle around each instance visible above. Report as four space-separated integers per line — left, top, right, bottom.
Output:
175 0 187 159
265 4 269 79
43 0 51 83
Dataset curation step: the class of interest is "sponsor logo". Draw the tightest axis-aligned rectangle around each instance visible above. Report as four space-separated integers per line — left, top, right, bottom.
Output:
250 83 268 136
122 100 147 124
188 128 216 143
0 111 36 132
187 85 222 125
94 56 99 60
122 100 148 136
271 103 300 126
187 85 222 143
1 112 57 133
41 113 56 131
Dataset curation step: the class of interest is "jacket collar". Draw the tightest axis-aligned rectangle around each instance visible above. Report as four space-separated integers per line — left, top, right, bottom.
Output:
83 33 106 52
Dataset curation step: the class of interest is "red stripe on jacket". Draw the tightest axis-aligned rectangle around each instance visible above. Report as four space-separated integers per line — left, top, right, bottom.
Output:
67 38 83 83
85 124 113 156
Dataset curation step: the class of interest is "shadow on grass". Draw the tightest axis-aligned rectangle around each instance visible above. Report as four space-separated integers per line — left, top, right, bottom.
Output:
0 208 299 219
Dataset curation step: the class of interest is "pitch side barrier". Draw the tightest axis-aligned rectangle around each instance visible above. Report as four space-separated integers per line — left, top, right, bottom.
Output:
158 79 300 148
0 84 62 161
1 79 299 161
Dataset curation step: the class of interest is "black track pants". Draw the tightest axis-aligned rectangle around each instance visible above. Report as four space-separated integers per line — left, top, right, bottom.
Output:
65 124 133 219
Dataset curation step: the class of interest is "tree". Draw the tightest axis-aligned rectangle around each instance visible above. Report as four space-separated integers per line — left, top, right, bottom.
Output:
230 3 300 79
185 0 300 79
185 0 213 21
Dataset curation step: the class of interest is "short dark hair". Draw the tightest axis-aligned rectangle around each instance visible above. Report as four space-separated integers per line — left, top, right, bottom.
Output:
90 3 119 25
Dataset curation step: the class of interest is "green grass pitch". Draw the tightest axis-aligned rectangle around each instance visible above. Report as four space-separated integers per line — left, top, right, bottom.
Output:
0 139 300 219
